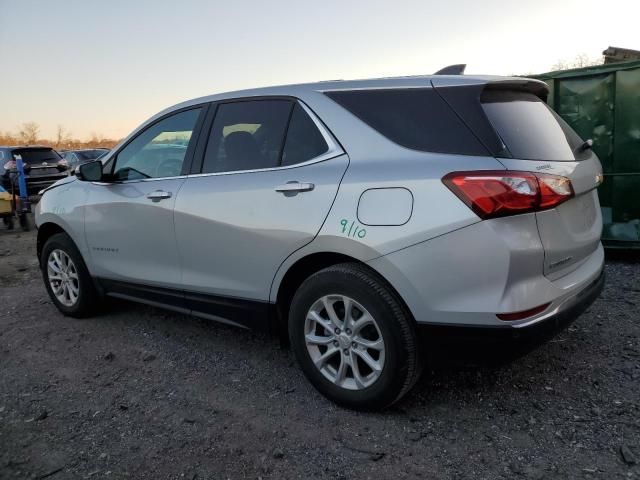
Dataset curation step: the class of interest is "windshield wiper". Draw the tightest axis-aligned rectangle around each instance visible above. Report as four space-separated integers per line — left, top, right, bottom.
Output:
574 139 593 154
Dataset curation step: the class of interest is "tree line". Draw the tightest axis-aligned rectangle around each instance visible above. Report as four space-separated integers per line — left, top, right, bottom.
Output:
0 122 120 151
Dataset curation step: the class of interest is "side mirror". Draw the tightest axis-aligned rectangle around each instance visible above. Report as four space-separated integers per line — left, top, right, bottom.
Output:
76 160 103 182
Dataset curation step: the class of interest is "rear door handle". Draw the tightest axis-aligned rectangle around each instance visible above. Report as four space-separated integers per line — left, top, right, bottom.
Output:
146 190 172 201
275 182 315 193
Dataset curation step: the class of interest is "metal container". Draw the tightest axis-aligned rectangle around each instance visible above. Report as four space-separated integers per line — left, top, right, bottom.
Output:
532 60 640 248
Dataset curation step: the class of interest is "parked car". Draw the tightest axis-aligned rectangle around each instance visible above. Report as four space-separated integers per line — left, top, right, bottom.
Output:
35 72 605 409
60 148 110 168
1 146 69 196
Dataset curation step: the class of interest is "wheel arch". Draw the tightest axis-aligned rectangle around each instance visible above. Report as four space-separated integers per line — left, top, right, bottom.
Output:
273 251 416 339
37 222 68 260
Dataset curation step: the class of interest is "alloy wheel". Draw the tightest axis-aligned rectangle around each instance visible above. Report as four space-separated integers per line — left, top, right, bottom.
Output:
47 249 80 307
304 294 385 390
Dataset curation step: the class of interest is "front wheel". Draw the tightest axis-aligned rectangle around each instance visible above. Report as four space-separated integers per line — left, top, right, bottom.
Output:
41 232 99 317
289 263 422 410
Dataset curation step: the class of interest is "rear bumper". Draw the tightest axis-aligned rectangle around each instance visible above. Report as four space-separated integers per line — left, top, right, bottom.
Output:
418 268 604 344
367 216 605 328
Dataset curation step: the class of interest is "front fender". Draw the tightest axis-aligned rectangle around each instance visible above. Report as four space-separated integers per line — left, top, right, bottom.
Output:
36 181 90 262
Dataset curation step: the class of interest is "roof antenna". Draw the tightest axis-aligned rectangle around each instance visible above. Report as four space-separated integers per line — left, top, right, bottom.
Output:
434 64 466 75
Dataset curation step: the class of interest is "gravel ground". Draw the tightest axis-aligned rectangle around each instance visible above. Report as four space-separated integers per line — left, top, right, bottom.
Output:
1 224 639 479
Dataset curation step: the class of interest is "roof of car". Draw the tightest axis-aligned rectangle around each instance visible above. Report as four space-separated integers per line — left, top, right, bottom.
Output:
161 74 547 116
100 72 548 161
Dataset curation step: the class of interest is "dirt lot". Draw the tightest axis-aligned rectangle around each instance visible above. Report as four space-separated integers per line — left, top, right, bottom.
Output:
1 221 639 479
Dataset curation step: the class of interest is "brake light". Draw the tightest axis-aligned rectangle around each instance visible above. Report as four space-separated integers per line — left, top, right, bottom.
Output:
442 171 574 219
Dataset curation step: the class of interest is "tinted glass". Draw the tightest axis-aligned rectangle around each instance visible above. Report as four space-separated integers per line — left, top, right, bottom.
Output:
113 108 201 180
281 104 328 166
63 152 79 166
481 90 585 161
202 100 292 173
326 89 488 156
12 149 61 164
77 150 108 161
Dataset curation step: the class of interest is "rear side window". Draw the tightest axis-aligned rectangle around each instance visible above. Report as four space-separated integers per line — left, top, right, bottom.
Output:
325 89 488 156
281 104 328 166
202 100 293 174
481 90 585 161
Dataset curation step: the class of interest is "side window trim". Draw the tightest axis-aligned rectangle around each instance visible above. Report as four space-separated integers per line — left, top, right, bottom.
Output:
277 102 297 166
296 100 343 161
190 97 344 176
107 104 209 182
190 102 218 174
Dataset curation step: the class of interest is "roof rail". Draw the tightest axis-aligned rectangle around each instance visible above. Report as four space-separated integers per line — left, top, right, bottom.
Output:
434 64 466 75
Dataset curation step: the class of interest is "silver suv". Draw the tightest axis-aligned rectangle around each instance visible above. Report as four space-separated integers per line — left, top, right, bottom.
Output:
35 73 605 409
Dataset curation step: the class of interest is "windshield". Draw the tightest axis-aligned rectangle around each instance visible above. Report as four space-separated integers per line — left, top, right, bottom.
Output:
481 90 586 161
77 150 108 161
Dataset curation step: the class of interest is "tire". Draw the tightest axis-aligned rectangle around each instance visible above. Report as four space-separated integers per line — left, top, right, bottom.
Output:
289 263 422 410
19 213 29 232
40 232 99 318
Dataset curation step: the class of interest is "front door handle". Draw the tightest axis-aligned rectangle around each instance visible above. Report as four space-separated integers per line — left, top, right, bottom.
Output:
146 190 172 202
275 182 315 193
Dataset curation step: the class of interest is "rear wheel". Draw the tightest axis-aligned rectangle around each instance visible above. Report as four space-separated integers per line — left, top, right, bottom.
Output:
4 216 14 230
289 263 422 410
41 233 99 317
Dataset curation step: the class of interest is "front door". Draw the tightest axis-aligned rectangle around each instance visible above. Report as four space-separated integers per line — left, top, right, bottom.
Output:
174 99 348 326
84 107 205 296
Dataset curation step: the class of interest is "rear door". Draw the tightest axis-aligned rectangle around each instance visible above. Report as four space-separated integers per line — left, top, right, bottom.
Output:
174 98 347 326
479 88 603 279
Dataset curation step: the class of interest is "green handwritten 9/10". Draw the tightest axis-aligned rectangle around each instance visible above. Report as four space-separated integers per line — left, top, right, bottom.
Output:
340 219 366 239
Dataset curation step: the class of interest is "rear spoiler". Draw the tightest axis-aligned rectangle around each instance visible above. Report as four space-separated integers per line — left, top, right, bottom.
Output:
434 64 466 75
484 78 549 100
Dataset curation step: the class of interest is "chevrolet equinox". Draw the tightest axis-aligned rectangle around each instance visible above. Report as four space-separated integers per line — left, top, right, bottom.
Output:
35 72 605 409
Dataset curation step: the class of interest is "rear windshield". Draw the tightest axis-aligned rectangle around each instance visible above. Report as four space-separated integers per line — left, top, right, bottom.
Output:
325 89 489 156
12 149 61 164
481 90 585 161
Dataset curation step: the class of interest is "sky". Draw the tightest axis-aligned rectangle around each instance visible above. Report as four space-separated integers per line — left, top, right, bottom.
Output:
1 0 638 140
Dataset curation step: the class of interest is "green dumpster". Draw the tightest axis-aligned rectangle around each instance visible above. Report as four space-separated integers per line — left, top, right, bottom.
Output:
532 60 640 248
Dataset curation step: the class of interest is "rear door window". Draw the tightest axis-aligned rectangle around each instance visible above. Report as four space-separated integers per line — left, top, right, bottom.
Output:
325 88 488 156
202 100 293 174
481 90 585 161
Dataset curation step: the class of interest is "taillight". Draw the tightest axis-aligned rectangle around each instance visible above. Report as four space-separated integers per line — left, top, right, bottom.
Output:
442 170 574 219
